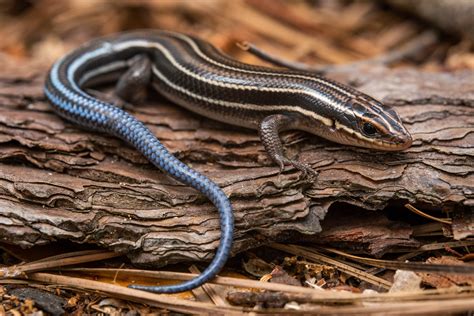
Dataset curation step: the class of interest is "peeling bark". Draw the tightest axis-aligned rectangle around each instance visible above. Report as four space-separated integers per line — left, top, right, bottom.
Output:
0 61 472 265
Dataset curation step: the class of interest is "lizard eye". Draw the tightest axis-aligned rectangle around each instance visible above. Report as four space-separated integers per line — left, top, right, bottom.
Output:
362 122 377 136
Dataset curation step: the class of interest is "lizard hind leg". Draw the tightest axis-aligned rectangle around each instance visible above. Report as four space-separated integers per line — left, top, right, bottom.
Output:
115 54 153 105
84 54 153 111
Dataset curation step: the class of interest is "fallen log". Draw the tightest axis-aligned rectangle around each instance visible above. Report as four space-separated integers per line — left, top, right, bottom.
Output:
0 60 472 265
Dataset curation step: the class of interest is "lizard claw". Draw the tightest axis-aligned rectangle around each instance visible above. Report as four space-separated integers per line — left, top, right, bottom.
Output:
274 155 318 180
289 160 318 181
276 159 286 175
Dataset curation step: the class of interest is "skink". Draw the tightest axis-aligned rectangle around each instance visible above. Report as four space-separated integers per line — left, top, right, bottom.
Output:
44 30 412 293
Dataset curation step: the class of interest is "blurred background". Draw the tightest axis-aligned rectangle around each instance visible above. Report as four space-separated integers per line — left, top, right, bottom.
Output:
0 0 473 71
0 1 473 314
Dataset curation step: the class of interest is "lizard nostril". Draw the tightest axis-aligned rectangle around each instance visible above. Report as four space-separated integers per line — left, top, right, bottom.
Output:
394 133 412 149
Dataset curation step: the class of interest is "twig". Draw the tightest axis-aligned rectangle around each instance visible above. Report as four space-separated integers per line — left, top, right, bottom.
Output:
0 250 120 278
316 246 474 274
34 268 474 302
189 264 229 306
405 204 452 225
19 270 474 314
237 31 437 73
27 272 245 315
236 41 328 74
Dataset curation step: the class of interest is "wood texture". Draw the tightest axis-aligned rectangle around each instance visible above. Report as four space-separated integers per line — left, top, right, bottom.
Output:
0 61 472 265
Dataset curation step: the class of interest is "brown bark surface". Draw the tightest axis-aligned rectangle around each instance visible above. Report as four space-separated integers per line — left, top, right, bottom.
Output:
0 61 472 265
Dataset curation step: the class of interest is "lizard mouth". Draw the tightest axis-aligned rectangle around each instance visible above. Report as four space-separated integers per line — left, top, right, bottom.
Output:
360 133 413 151
334 126 413 151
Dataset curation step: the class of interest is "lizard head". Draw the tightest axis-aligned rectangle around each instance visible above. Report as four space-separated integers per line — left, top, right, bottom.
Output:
330 95 412 151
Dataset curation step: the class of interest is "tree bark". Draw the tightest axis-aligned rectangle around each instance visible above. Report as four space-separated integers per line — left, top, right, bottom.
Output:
0 60 472 265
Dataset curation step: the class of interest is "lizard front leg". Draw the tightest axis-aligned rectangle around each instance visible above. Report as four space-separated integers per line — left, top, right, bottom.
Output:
259 114 317 178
